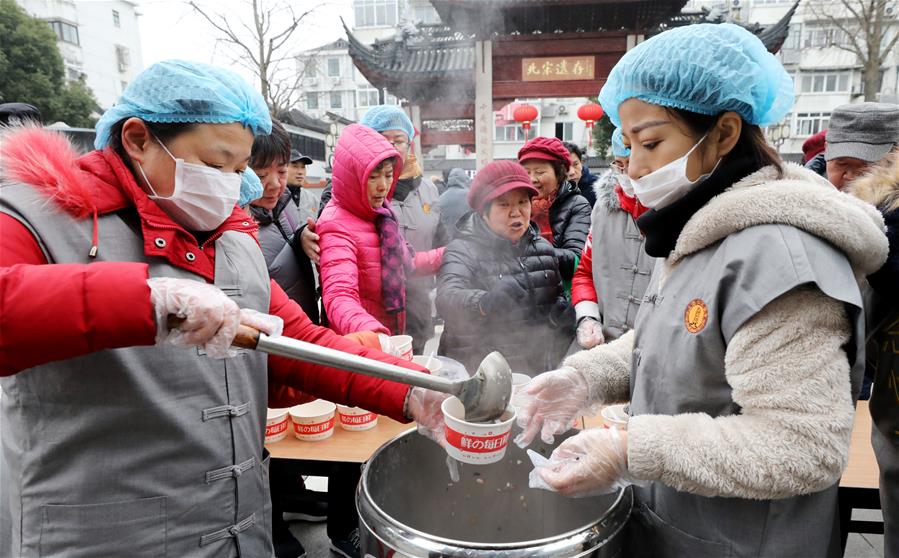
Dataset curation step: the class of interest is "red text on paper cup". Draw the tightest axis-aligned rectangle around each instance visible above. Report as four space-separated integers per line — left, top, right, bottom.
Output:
265 420 288 437
340 413 377 426
294 418 335 435
445 429 511 453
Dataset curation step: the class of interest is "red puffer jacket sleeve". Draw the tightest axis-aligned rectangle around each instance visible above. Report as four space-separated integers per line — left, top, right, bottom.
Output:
0 215 157 375
570 229 601 322
267 280 423 422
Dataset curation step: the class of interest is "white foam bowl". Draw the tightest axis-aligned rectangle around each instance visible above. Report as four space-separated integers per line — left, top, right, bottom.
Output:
265 407 290 444
601 403 629 430
337 405 379 431
389 335 414 361
442 396 516 465
289 400 337 441
411 355 443 374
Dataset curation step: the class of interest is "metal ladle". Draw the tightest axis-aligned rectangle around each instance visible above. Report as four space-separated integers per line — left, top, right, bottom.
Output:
179 319 513 422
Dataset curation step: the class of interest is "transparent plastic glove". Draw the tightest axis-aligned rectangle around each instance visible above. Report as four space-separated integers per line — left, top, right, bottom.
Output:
407 356 469 446
240 308 283 337
576 318 605 349
514 366 591 447
148 277 240 359
529 427 631 498
300 218 320 264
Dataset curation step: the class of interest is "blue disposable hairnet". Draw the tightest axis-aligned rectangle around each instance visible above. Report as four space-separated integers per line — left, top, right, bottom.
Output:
598 23 794 128
611 128 630 157
94 60 272 149
359 105 415 141
238 169 263 207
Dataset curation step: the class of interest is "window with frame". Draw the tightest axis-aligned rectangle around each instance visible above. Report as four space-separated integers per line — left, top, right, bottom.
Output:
354 0 398 28
307 93 319 110
784 23 801 50
112 9 120 27
555 122 574 142
115 45 131 73
330 91 343 109
495 124 526 142
795 112 830 136
799 71 850 93
327 58 340 77
357 87 380 108
48 20 79 45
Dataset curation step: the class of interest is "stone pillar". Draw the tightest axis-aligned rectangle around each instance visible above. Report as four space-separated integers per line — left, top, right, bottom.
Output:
474 39 494 170
409 104 423 163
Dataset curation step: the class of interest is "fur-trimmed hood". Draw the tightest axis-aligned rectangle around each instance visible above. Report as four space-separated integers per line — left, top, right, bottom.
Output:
671 163 888 276
849 151 899 213
593 169 622 212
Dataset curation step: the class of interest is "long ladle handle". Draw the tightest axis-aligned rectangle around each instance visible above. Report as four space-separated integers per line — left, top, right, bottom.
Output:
166 315 460 395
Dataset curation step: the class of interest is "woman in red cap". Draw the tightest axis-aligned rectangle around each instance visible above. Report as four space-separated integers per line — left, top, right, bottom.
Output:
436 161 575 375
518 136 592 282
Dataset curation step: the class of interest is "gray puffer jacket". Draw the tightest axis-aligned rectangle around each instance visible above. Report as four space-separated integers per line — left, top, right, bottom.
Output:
249 193 319 323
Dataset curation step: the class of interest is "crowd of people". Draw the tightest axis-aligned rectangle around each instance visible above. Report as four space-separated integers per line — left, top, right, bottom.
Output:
0 19 896 558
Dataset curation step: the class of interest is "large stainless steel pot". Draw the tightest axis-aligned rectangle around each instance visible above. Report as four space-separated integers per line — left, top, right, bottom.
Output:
357 429 632 557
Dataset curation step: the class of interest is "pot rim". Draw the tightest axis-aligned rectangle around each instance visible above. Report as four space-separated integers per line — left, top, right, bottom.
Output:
360 429 631 551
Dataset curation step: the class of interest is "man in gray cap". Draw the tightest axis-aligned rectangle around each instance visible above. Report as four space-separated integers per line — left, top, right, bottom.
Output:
286 149 319 222
825 102 899 190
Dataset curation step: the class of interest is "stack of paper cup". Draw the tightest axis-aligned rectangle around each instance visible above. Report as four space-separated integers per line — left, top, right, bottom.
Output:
508 373 532 411
337 405 379 431
441 397 516 465
264 408 290 444
289 400 337 441
389 335 414 361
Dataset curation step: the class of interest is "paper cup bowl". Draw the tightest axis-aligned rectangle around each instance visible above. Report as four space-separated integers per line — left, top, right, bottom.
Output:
389 335 414 361
601 403 629 430
289 400 337 441
411 355 443 374
508 373 532 411
337 405 379 431
441 397 516 465
265 408 290 444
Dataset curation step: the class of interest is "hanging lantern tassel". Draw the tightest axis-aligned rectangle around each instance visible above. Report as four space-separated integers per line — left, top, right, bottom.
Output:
522 121 531 142
577 103 604 151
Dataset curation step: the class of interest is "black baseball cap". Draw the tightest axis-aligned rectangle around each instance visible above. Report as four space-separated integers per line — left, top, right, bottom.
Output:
290 149 313 164
0 103 42 126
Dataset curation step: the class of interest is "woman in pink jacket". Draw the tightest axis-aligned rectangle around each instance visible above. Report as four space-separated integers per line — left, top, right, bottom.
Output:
318 124 443 336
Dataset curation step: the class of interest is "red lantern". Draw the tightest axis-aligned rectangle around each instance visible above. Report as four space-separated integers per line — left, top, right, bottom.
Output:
513 104 539 142
577 103 605 149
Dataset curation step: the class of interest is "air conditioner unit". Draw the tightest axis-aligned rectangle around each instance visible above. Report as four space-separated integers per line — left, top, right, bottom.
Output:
542 105 558 117
557 105 568 115
851 84 864 96
886 3 897 17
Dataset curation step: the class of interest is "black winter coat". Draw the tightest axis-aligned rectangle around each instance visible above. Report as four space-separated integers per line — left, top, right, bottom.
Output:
547 180 591 281
436 214 574 375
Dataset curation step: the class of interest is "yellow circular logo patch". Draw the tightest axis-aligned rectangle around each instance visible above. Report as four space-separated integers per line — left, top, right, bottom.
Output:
684 299 709 334
422 203 431 214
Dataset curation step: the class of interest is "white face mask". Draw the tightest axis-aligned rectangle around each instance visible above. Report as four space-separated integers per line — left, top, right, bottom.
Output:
613 169 635 197
137 137 241 232
631 134 718 210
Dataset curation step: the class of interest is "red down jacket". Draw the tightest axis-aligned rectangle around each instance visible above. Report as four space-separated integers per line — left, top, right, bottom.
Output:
0 127 422 420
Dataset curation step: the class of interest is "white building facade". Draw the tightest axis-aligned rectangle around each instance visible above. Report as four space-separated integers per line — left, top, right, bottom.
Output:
17 0 143 112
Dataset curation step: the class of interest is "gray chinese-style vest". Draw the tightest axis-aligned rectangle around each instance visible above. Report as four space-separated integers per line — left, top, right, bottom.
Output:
0 183 274 558
589 192 655 340
391 177 441 349
628 224 865 558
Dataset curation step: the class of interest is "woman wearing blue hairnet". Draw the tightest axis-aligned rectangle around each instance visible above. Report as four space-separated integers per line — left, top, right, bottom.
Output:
515 24 889 556
0 60 447 557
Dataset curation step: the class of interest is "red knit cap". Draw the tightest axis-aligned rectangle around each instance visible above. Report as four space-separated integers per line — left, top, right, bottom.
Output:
802 129 827 162
467 160 540 212
518 136 572 170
